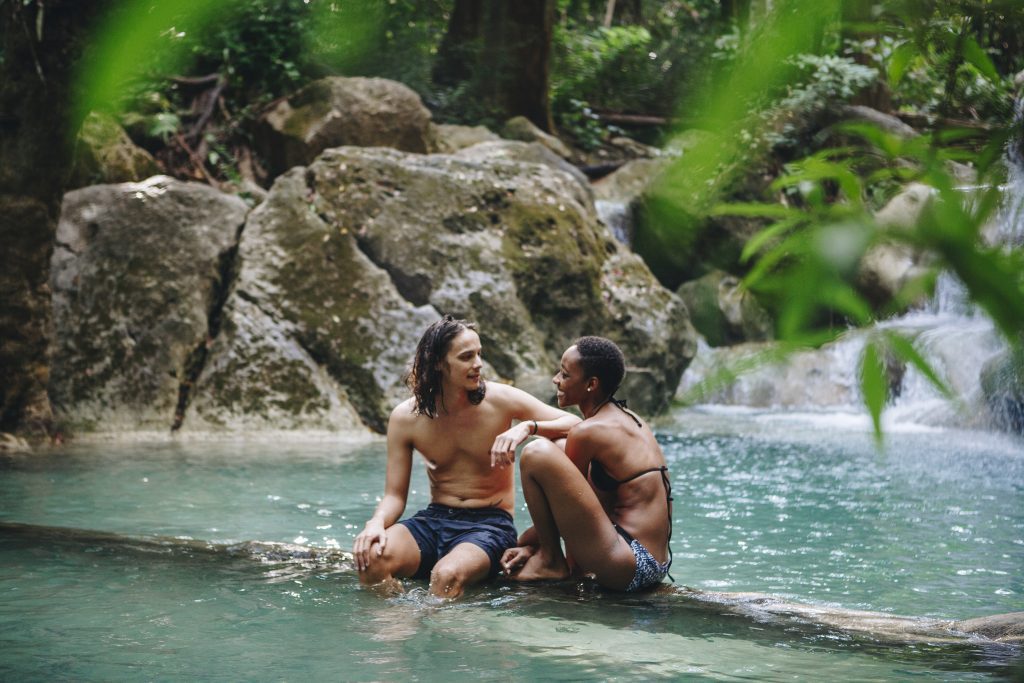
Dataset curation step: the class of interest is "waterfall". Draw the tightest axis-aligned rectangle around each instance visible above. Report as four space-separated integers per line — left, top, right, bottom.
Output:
678 117 1024 431
595 200 632 245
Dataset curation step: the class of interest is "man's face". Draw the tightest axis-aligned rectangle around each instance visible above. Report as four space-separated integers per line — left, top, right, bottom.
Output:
442 329 483 391
553 345 588 408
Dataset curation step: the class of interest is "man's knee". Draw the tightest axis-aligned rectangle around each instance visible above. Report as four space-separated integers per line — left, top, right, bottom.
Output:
358 546 395 586
429 560 468 595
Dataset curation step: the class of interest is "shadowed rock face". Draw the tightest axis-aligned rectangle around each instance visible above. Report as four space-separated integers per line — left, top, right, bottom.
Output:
51 177 248 433
184 168 439 434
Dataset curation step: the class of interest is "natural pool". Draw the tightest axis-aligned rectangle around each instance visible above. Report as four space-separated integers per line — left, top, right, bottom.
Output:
1 408 1022 681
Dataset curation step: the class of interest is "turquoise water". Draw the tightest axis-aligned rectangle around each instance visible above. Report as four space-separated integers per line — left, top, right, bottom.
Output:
1 409 1022 680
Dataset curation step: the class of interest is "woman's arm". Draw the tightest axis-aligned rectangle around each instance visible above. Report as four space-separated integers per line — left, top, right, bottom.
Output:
488 384 581 467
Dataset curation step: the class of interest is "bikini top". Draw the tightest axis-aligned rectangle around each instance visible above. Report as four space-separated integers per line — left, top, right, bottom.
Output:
590 460 668 492
587 396 663 493
588 395 676 579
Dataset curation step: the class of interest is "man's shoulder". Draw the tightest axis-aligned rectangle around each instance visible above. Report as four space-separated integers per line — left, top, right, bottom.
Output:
484 380 534 405
389 399 419 427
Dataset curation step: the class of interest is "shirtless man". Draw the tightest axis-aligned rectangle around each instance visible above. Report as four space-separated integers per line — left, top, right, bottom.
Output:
353 315 580 599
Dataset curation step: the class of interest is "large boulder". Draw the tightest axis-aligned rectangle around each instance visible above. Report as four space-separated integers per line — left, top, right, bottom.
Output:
254 77 433 179
501 116 572 159
51 177 248 433
182 168 439 434
676 270 773 347
980 347 1024 434
427 123 500 154
68 112 161 189
592 158 671 203
309 146 697 413
857 183 933 310
454 140 592 202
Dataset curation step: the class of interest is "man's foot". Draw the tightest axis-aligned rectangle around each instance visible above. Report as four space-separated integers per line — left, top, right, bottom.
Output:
506 551 570 582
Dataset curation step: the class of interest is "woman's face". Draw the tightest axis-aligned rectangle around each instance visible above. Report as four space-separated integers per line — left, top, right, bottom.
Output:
553 345 590 408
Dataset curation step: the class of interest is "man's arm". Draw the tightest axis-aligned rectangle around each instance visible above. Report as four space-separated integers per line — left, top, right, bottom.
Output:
489 384 581 467
353 404 414 571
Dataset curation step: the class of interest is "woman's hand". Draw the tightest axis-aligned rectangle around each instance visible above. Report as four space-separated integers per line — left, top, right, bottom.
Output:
500 545 536 575
489 421 533 468
353 520 387 572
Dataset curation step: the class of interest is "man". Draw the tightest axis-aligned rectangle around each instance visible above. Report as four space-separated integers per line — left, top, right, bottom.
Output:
353 315 580 599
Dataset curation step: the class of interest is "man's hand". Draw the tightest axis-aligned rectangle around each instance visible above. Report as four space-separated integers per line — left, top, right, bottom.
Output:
500 545 536 575
489 421 533 468
353 520 387 572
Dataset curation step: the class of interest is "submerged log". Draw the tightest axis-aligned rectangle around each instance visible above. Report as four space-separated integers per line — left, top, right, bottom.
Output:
2 520 1020 646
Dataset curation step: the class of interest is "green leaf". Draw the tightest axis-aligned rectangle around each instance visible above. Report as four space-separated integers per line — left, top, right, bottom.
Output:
740 216 804 263
881 331 953 400
710 202 797 219
887 42 915 87
860 340 887 444
962 35 999 82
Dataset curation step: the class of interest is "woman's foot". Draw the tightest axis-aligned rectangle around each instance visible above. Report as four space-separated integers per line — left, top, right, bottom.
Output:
507 550 570 582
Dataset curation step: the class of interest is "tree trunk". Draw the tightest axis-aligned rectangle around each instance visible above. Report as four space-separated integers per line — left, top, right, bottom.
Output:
433 0 555 133
0 1 105 437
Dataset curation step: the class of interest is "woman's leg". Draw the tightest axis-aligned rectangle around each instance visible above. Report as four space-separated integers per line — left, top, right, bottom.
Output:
513 440 636 589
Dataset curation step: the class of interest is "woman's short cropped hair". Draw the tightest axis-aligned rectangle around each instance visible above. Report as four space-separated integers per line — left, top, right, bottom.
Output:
574 336 625 397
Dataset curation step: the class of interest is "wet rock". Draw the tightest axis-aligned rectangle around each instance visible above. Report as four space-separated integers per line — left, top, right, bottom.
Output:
0 432 31 453
857 183 934 310
68 112 161 189
838 105 919 139
254 77 433 179
980 347 1024 434
676 270 773 347
501 116 572 159
428 123 500 153
953 612 1024 644
309 146 696 413
51 177 248 433
184 168 439 434
591 158 671 203
454 140 592 203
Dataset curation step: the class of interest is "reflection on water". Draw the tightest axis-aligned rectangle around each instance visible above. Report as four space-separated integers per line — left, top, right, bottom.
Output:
1 411 1022 680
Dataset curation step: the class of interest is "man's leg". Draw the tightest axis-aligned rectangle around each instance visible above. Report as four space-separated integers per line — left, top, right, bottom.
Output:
428 542 493 599
358 523 423 589
513 439 635 588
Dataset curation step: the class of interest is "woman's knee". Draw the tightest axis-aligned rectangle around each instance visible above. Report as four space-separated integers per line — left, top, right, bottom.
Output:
519 438 563 473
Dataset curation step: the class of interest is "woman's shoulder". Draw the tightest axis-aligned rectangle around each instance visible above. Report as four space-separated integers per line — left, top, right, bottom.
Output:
568 413 620 444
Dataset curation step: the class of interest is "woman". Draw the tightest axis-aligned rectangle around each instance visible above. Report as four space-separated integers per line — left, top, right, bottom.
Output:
501 336 673 592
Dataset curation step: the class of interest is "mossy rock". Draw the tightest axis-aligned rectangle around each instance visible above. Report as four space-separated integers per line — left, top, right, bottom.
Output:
255 77 433 179
68 112 161 189
980 348 1024 434
677 270 773 347
51 177 248 432
307 145 697 413
186 168 438 434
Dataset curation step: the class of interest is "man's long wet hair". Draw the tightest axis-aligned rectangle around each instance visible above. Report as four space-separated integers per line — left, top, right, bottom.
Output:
407 315 486 417
575 336 626 398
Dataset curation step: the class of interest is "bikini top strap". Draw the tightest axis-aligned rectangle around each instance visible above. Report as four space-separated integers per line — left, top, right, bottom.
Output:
609 395 642 428
660 466 675 579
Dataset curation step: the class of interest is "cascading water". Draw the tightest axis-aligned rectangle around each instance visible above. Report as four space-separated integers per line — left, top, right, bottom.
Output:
676 110 1024 431
595 199 632 245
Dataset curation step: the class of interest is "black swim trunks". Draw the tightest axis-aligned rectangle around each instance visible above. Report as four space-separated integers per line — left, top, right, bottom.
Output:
398 503 518 579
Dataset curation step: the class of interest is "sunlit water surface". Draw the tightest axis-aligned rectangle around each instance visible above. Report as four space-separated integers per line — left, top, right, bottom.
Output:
1 408 1022 680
